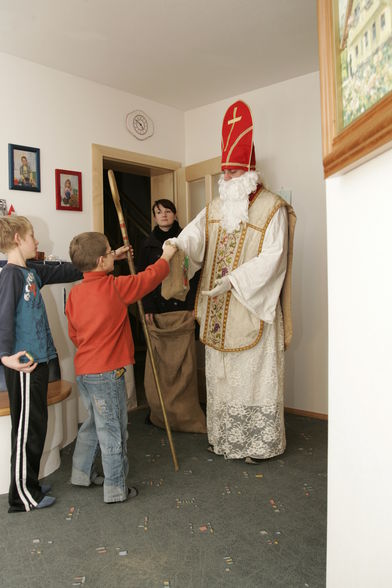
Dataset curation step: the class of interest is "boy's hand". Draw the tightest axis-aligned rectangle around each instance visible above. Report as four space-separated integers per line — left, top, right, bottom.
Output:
163 237 180 249
161 243 177 263
1 351 38 373
113 245 134 260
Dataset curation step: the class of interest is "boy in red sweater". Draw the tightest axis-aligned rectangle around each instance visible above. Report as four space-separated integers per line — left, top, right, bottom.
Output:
65 231 176 503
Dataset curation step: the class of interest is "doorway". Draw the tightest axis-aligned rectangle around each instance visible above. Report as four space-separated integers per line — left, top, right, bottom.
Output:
91 144 222 406
92 144 182 405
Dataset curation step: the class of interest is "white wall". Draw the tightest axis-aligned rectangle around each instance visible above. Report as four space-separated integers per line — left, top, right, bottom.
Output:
0 54 328 417
0 51 184 396
185 72 328 415
326 148 392 588
0 52 185 260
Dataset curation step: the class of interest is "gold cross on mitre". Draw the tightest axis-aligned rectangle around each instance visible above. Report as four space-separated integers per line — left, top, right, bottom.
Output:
224 106 242 151
228 106 242 128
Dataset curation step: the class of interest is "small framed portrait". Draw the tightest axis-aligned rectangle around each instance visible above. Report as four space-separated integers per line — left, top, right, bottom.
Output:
8 144 41 192
55 169 83 211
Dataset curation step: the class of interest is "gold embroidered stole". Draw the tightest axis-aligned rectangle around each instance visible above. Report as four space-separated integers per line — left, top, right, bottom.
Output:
195 188 295 351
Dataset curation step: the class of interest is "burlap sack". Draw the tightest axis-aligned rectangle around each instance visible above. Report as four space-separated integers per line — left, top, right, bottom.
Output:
144 310 206 433
161 250 190 301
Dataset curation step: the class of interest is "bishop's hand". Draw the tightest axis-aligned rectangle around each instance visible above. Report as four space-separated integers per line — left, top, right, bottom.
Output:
201 275 232 297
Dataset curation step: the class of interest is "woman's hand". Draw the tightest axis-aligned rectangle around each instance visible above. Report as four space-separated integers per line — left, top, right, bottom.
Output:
1 351 38 373
145 313 154 326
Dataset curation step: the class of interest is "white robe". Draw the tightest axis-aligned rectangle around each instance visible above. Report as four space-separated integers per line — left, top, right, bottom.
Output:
176 205 288 459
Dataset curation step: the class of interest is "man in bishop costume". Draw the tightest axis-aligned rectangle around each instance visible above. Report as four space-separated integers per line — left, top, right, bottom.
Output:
166 100 296 463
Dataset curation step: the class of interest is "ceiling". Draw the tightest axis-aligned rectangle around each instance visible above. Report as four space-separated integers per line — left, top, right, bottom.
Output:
0 0 319 111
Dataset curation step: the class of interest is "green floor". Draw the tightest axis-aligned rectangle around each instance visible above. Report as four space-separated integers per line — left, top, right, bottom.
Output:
0 409 327 588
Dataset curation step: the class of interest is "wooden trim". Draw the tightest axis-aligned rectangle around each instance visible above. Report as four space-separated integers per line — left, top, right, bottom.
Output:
284 406 328 421
92 143 181 232
185 156 221 182
174 166 187 228
0 380 72 417
318 0 392 178
204 174 213 204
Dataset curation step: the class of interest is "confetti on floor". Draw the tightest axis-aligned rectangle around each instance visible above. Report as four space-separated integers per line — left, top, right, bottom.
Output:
66 506 79 521
269 498 285 513
138 516 149 531
176 497 198 508
260 530 281 545
145 454 161 463
139 478 164 487
198 522 214 534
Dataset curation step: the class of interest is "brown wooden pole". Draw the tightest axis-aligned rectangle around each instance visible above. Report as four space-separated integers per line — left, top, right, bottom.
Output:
107 169 179 471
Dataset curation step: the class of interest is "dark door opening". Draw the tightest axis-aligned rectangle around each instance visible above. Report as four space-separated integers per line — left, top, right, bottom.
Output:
103 168 151 405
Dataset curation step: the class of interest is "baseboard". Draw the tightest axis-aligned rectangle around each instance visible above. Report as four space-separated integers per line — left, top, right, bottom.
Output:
284 407 328 421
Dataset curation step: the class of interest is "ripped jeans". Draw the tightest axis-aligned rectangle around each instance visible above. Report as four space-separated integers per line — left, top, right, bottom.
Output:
71 369 129 502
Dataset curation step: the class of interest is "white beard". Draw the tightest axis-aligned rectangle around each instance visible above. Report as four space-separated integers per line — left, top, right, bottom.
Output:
218 171 259 233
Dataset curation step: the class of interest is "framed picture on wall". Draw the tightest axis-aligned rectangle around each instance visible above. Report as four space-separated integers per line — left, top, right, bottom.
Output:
8 144 41 192
318 0 392 177
55 169 82 211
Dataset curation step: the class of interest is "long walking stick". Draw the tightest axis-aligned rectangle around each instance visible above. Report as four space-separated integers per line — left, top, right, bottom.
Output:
108 169 179 471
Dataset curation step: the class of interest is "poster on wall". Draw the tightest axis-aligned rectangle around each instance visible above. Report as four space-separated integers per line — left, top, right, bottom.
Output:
337 0 392 128
318 0 392 177
55 169 83 211
8 144 41 192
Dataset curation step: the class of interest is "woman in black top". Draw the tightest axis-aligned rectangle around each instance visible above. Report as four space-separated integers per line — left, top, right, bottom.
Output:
137 199 206 434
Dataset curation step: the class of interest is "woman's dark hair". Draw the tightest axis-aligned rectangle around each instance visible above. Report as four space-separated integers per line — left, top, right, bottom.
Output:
152 199 176 216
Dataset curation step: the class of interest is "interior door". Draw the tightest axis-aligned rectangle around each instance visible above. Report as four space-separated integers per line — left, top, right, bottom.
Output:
174 156 221 226
174 156 221 403
150 171 175 227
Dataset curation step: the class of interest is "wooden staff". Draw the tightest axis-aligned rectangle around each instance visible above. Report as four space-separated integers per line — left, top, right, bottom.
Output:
108 169 179 472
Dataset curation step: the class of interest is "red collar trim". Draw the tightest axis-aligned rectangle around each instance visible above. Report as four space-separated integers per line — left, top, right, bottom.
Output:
249 184 263 204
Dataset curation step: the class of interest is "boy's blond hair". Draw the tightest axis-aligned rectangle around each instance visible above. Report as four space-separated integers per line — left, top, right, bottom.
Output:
0 216 32 253
69 232 109 272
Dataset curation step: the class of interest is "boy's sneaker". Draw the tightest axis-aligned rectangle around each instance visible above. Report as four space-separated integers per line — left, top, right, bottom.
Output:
91 473 104 486
40 483 51 494
127 487 138 499
36 495 56 509
106 487 138 504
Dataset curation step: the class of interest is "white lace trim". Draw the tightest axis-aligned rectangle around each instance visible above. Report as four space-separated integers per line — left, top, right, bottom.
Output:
205 307 285 459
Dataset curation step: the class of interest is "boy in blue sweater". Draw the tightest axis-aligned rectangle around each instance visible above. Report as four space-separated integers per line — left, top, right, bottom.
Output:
0 216 81 512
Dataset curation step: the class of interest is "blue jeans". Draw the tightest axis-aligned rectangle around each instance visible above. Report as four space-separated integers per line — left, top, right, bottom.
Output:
71 369 129 502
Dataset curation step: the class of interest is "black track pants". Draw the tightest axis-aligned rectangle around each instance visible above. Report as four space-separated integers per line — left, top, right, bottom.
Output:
5 363 49 512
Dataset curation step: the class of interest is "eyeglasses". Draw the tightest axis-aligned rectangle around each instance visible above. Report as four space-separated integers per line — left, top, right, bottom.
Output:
104 250 115 257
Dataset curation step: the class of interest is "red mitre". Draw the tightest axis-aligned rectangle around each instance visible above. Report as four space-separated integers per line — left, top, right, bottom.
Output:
221 100 256 171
